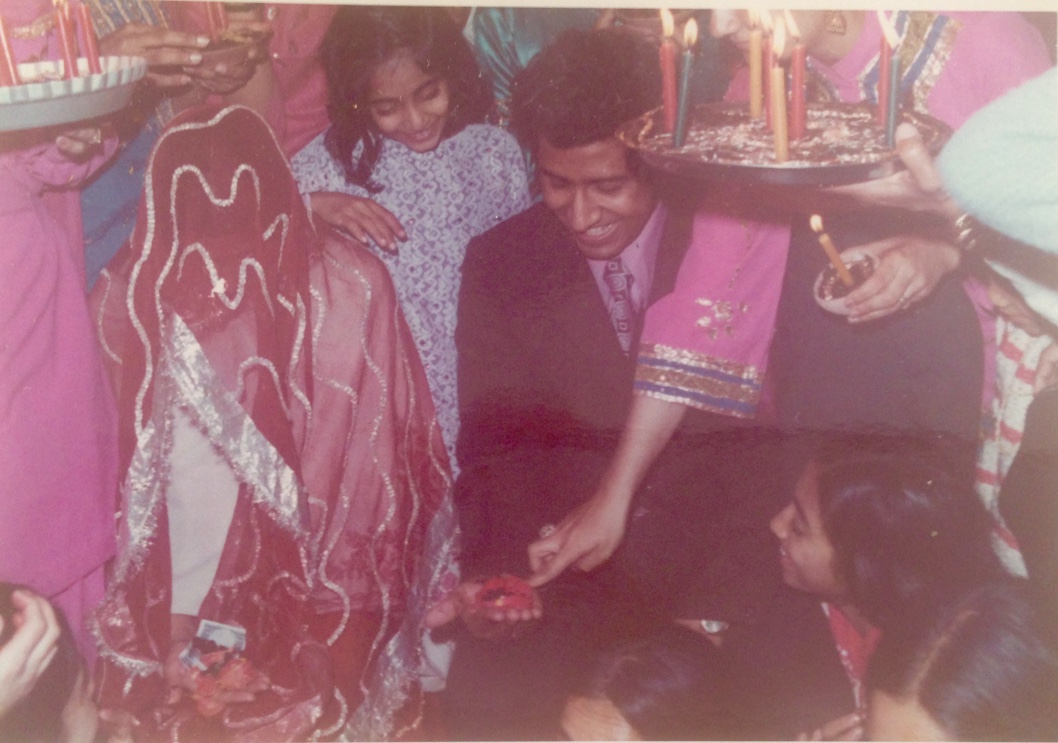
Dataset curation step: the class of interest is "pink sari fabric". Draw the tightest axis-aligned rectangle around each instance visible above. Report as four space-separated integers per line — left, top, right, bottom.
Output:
0 0 118 663
90 105 450 740
637 11 1052 421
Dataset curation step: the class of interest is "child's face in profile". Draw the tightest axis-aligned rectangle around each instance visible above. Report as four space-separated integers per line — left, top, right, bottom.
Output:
366 50 452 153
560 695 640 741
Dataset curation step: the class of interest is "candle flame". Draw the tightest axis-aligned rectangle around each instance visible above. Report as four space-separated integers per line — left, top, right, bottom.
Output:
759 9 774 34
771 15 786 56
810 214 825 234
683 18 698 48
877 10 901 49
660 8 674 39
782 9 801 41
52 0 67 9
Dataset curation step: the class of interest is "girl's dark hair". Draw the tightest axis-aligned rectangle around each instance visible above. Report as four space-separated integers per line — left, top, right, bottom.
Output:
813 433 1004 632
320 5 491 192
578 626 728 740
0 583 83 743
868 580 1058 741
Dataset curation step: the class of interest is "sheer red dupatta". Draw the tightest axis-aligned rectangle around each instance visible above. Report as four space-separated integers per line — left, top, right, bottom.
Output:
90 105 451 739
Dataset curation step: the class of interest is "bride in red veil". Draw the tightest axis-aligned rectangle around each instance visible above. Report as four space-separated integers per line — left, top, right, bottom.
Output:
90 104 451 740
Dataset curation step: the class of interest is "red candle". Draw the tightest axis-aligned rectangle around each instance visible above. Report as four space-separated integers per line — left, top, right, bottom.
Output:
659 9 678 133
75 3 101 74
54 0 79 79
205 1 219 42
784 11 806 141
0 17 20 86
877 11 899 126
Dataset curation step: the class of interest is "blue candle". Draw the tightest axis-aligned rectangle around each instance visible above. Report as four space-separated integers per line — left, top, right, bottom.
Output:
672 19 698 148
884 54 900 147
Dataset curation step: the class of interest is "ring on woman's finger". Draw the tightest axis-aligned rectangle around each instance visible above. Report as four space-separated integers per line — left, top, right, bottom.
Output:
538 523 557 539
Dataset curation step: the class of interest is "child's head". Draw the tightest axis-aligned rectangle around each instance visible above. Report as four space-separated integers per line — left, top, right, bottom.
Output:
0 584 97 743
867 581 1058 741
770 434 1003 631
321 6 491 189
561 626 727 740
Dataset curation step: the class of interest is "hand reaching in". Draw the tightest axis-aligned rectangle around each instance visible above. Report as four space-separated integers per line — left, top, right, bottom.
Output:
99 24 209 88
425 577 542 641
526 491 631 587
841 235 961 323
0 589 60 719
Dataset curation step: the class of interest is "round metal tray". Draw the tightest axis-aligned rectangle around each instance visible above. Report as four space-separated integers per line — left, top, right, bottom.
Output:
0 56 147 133
618 102 951 187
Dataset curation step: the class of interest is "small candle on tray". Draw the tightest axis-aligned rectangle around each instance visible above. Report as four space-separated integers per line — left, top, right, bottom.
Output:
769 16 788 162
54 0 79 79
672 18 698 148
810 214 855 287
0 17 20 86
75 3 101 75
784 10 806 141
748 10 763 119
877 10 902 147
659 9 678 133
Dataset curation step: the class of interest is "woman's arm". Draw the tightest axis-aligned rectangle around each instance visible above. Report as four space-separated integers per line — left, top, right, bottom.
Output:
527 393 687 585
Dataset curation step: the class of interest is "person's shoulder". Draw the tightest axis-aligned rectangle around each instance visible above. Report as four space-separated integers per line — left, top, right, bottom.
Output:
456 123 522 154
464 202 558 268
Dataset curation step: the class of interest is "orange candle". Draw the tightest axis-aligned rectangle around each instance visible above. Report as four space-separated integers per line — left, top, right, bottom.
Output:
0 17 20 86
748 10 763 119
770 17 788 162
54 0 79 79
810 215 855 287
659 9 678 133
760 10 774 129
75 2 101 74
784 10 806 141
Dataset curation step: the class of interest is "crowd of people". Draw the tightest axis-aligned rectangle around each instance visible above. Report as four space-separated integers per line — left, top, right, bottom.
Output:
1 3 1056 741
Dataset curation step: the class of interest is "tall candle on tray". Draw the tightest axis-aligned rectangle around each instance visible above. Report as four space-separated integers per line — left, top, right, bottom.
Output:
784 10 807 141
672 18 698 148
75 3 101 74
659 9 678 133
877 10 902 147
810 214 855 287
0 17 20 86
760 10 774 128
205 1 229 43
748 10 763 119
53 0 79 79
769 16 789 163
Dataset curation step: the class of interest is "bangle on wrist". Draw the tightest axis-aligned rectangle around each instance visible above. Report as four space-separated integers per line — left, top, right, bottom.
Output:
952 212 980 255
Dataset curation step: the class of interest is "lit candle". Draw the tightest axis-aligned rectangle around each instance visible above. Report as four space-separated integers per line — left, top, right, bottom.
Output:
760 10 774 129
659 9 678 133
54 0 79 79
810 214 855 287
75 3 101 74
878 10 902 146
672 18 698 148
770 16 788 162
748 10 763 119
784 10 806 141
0 17 20 86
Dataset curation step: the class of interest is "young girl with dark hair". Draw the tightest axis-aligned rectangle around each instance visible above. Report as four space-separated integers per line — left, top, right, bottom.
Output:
731 434 1007 740
292 6 531 467
867 581 1058 741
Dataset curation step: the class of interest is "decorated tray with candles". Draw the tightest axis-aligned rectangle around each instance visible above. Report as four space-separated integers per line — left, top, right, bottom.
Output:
0 56 147 133
618 102 951 187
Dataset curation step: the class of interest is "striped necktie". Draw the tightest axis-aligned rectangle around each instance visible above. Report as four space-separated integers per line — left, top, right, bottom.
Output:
604 258 636 354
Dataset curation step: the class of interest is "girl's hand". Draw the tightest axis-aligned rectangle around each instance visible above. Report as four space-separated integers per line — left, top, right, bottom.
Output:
0 589 61 719
308 192 407 254
842 235 961 323
99 24 209 88
55 126 106 160
1035 342 1058 393
797 711 864 741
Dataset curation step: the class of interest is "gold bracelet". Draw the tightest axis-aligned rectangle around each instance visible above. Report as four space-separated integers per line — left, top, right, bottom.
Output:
952 212 980 254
